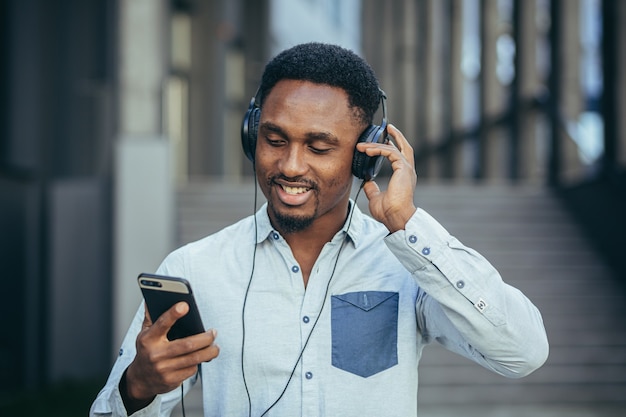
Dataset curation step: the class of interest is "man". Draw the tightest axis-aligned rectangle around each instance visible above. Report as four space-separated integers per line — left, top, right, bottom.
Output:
91 43 548 417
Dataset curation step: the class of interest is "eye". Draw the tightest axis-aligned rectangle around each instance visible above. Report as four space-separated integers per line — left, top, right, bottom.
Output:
309 145 332 154
266 136 286 147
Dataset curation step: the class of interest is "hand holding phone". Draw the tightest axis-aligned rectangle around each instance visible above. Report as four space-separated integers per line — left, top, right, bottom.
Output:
122 273 217 414
138 273 205 340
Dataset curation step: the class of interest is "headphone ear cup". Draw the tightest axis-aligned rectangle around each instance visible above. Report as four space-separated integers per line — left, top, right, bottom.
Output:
352 124 386 180
352 125 376 179
241 106 260 162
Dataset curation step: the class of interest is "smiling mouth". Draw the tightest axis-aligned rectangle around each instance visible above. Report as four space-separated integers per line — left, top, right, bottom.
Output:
281 185 311 195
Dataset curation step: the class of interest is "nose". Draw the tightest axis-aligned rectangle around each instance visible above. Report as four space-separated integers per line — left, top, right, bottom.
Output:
279 144 308 178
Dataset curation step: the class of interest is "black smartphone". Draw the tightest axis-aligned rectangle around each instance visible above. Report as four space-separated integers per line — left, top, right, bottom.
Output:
138 273 205 340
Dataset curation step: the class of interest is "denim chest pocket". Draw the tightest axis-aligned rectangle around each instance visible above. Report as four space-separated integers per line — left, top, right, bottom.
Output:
331 291 399 378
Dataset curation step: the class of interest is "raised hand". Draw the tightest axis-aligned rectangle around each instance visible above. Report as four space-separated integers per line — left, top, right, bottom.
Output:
356 124 418 233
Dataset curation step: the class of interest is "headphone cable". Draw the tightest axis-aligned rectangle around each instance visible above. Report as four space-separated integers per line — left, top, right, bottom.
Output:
242 178 366 417
242 163 259 417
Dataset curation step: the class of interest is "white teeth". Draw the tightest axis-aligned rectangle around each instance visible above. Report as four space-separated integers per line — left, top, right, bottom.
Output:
282 185 309 195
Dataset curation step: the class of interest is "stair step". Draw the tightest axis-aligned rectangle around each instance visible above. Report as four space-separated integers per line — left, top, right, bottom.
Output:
422 343 626 365
417 383 626 405
175 180 626 408
419 363 626 385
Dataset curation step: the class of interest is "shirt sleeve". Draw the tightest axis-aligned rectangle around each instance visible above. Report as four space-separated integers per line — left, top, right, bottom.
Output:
384 207 549 378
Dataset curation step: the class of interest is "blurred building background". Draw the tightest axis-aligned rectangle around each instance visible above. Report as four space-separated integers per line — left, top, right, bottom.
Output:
1 0 625 414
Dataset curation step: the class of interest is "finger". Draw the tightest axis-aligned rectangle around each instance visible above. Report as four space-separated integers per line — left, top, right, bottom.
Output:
168 328 218 357
154 360 207 391
361 178 381 201
142 302 153 330
357 143 410 173
175 339 221 367
162 334 220 372
149 302 190 339
387 124 414 164
169 364 204 385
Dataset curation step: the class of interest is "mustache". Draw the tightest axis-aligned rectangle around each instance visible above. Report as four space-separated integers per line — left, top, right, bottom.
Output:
268 174 319 191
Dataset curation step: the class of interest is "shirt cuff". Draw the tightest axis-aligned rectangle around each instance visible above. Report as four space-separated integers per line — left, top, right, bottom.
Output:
384 207 452 273
109 376 162 417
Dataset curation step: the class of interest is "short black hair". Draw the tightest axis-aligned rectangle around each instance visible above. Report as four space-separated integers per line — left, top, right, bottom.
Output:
258 42 381 126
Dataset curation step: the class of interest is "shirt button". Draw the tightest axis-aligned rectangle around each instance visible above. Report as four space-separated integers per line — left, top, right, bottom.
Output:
119 348 124 356
291 265 300 273
305 371 313 379
422 247 431 256
303 316 310 323
409 235 418 244
272 232 279 240
456 280 465 289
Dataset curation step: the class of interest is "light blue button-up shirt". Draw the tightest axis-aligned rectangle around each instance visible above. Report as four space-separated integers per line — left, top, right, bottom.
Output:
91 202 548 417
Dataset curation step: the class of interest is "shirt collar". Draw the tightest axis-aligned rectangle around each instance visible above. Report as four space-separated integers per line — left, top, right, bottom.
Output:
253 200 366 247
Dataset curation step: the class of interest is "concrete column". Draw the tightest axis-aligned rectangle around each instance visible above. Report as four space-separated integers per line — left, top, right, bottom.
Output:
559 0 584 184
424 0 446 177
188 0 222 178
397 0 419 149
514 0 541 182
448 0 464 179
478 0 506 181
113 0 174 350
424 0 444 140
363 0 426 177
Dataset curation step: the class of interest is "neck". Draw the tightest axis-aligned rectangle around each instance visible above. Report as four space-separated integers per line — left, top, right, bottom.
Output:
273 201 352 288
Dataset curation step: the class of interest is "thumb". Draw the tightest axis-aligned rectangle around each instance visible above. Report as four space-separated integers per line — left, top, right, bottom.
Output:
150 302 189 338
361 180 385 222
362 179 381 202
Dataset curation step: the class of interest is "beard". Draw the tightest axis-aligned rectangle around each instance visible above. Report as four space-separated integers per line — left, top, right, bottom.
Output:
271 208 316 234
265 175 319 234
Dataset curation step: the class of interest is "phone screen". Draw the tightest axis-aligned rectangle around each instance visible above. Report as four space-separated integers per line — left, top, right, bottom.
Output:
138 273 205 340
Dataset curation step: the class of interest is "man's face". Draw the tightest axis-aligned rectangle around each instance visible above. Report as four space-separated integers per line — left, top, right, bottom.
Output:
255 79 364 234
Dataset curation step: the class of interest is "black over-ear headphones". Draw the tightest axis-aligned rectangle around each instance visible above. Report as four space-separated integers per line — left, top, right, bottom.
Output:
241 88 389 181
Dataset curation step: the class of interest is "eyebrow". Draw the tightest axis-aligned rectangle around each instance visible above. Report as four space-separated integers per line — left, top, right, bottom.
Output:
260 121 341 144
